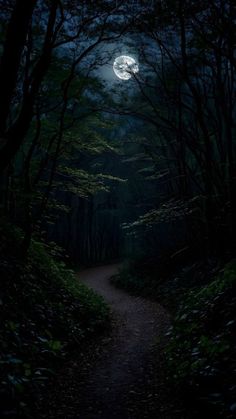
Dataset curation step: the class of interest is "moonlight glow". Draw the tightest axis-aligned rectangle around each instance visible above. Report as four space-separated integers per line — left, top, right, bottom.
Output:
113 55 139 80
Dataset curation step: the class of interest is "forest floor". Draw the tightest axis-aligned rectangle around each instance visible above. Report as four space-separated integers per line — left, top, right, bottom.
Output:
41 264 183 419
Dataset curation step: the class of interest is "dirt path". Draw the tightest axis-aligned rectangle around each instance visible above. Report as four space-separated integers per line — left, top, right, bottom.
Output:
44 264 179 419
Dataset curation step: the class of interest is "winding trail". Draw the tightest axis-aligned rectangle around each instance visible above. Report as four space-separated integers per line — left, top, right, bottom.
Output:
44 264 178 419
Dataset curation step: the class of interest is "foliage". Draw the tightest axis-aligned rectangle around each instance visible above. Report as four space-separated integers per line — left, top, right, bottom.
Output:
166 261 236 418
111 255 236 418
0 221 110 418
122 198 199 233
56 166 127 198
111 260 158 297
0 1 236 416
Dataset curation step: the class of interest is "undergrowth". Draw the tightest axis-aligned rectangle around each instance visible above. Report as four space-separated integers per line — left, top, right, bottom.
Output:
167 260 236 418
0 221 110 418
113 257 236 418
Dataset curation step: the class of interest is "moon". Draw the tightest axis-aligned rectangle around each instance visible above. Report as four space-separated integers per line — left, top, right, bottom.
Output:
113 55 139 80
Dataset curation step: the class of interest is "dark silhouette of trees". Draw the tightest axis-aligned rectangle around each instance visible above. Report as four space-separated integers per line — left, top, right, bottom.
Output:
0 0 133 255
118 0 236 258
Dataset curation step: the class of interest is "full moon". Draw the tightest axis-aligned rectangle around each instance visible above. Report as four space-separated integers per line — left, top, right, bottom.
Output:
113 55 139 80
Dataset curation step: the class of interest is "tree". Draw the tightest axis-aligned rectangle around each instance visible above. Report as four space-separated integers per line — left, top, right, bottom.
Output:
0 0 135 253
111 0 236 257
0 0 132 171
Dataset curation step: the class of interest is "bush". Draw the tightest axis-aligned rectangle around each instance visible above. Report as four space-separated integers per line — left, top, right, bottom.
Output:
167 260 236 418
110 259 160 297
0 221 110 418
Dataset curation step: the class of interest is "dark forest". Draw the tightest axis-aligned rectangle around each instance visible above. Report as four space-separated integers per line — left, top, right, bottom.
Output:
0 1 236 418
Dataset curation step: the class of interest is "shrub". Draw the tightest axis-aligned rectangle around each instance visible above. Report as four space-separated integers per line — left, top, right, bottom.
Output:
167 261 236 418
0 221 110 418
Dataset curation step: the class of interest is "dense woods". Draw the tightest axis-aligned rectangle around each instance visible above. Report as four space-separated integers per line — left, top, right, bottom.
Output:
0 0 236 418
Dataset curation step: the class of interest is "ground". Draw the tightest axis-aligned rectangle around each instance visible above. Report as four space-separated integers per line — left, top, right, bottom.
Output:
40 264 183 419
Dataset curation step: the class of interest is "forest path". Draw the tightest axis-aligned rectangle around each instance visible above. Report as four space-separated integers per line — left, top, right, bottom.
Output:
44 264 177 419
